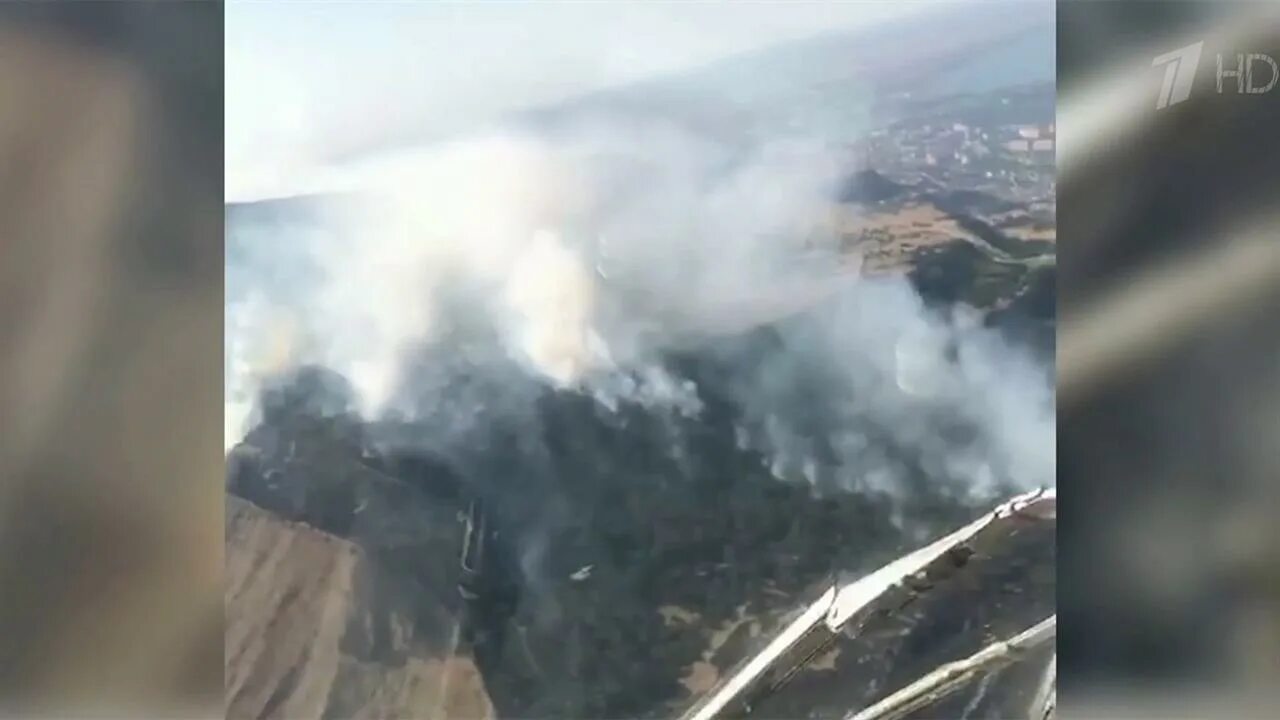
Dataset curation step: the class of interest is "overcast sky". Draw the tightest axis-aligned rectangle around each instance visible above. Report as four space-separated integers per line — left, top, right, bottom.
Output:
226 1 946 202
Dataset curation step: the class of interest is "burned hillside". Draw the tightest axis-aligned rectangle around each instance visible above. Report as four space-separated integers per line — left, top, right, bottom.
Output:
227 277 1054 719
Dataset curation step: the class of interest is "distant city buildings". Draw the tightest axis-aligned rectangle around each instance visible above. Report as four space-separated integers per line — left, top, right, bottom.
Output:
1005 123 1056 155
844 105 1054 207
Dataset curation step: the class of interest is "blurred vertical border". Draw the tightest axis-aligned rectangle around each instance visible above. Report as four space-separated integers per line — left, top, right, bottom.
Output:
1058 0 1280 717
0 3 222 718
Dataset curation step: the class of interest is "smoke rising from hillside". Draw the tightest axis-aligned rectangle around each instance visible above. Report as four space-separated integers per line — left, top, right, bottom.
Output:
225 114 1054 509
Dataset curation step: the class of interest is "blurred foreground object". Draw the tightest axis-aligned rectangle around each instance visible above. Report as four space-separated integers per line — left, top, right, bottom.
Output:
0 5 222 718
682 489 1056 720
846 615 1056 720
1058 0 1280 715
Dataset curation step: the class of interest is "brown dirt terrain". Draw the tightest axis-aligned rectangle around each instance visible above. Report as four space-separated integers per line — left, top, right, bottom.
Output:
831 202 971 273
225 495 495 720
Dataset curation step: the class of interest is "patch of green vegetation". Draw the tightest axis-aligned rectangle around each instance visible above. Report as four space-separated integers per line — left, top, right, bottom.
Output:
908 239 1049 311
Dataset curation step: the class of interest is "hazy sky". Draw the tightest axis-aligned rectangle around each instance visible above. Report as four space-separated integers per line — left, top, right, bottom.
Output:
226 1 937 201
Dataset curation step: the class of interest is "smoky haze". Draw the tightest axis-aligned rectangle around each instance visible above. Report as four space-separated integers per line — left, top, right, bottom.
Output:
226 106 1055 525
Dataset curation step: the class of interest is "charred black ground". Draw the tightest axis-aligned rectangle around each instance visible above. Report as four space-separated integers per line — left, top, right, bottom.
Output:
228 268 1053 718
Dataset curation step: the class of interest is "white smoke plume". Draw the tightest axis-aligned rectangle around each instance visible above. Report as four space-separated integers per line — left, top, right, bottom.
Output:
225 113 1054 505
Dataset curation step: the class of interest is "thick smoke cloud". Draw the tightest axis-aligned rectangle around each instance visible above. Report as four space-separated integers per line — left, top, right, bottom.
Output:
225 112 1054 516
